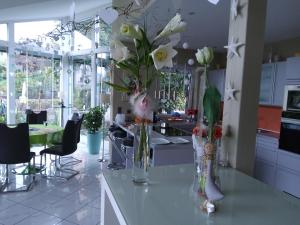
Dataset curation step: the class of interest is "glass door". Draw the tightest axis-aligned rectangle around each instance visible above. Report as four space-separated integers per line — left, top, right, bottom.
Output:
0 52 7 123
72 55 92 112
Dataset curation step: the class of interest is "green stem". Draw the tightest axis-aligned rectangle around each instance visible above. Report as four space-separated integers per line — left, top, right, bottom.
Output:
204 65 209 88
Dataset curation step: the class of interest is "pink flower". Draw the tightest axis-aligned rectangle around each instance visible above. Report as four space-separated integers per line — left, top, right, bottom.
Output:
132 93 154 121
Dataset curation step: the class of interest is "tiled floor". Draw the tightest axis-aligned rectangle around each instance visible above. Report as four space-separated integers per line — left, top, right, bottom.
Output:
0 136 110 225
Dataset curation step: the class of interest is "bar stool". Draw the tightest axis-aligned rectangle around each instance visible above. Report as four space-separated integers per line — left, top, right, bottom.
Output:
121 137 134 169
107 130 127 170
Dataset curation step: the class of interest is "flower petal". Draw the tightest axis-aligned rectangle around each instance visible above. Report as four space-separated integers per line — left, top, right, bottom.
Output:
154 13 186 40
150 44 178 70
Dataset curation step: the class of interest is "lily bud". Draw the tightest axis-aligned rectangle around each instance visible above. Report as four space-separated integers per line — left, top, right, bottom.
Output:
195 47 214 66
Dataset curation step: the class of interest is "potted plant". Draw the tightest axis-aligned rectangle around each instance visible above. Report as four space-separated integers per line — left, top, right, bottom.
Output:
83 106 106 155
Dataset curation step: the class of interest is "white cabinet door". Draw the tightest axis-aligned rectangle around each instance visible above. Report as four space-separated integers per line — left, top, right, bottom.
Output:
275 167 300 198
254 159 276 186
259 64 276 105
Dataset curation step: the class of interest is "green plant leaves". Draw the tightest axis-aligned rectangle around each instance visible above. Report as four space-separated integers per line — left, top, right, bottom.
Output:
83 106 107 133
104 82 130 93
203 85 221 141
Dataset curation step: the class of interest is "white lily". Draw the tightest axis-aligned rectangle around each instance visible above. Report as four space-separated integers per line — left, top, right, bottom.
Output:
150 43 178 70
120 23 142 40
154 13 186 40
110 40 130 62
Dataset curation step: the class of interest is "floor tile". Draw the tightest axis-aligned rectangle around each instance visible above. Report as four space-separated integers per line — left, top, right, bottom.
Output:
1 185 43 203
41 198 86 219
0 204 38 225
20 192 62 211
0 198 16 211
55 220 78 225
88 196 101 209
0 135 108 225
65 205 101 225
15 211 62 225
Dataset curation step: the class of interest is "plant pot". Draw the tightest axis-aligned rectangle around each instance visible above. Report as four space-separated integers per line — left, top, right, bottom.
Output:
87 131 102 155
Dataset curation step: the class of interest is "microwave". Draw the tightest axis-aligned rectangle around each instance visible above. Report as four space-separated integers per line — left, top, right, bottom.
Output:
283 85 300 112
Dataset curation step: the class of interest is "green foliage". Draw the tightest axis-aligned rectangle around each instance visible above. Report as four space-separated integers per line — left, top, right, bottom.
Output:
203 85 221 142
99 19 112 47
159 72 186 113
0 115 5 123
83 106 107 133
108 26 157 95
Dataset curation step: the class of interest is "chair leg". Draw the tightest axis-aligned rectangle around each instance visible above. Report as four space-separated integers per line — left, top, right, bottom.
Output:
5 164 8 184
0 165 9 191
41 153 79 180
1 161 35 193
32 157 36 181
60 156 82 167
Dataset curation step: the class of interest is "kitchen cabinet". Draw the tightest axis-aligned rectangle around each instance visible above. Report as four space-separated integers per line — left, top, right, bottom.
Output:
273 62 286 106
275 165 300 198
259 64 276 105
255 134 300 198
208 69 225 100
254 134 278 186
286 57 300 81
254 159 276 186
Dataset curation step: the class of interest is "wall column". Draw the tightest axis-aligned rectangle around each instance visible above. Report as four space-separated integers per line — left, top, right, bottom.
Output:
222 0 267 175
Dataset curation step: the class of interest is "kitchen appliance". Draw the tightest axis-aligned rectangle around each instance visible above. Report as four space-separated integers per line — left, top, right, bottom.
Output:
279 112 300 154
283 85 300 112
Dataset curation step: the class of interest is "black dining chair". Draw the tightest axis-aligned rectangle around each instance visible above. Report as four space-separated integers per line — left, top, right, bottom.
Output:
56 114 85 167
75 114 84 144
0 123 36 193
39 120 80 180
26 110 47 124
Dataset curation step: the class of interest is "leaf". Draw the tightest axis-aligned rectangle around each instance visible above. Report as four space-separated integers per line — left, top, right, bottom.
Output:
115 61 139 77
203 85 221 141
104 82 130 93
145 72 158 89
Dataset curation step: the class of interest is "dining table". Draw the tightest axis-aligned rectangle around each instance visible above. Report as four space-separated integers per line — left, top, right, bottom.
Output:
29 124 64 147
15 124 64 175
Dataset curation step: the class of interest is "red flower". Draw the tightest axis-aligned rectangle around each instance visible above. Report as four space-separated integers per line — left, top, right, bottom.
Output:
214 126 222 140
187 108 198 116
192 126 199 135
193 126 207 137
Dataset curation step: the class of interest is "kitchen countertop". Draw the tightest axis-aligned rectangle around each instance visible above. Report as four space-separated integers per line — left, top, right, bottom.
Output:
102 164 300 225
257 128 280 139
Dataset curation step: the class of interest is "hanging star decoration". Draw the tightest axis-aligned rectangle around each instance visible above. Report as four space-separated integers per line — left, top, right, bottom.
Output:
231 0 239 20
225 82 238 101
224 37 244 58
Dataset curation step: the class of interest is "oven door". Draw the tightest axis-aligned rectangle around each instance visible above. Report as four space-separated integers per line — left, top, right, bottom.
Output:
279 118 300 154
283 85 300 111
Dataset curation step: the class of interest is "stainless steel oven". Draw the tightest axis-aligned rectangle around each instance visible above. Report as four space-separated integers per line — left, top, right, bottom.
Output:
283 85 300 112
279 117 300 154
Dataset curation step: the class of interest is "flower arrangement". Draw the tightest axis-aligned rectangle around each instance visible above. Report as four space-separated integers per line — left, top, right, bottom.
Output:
192 46 224 212
195 47 221 143
106 13 186 120
107 14 186 184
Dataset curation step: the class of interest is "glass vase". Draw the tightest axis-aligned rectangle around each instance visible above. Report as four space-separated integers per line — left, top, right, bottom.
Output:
195 141 221 197
132 123 151 184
